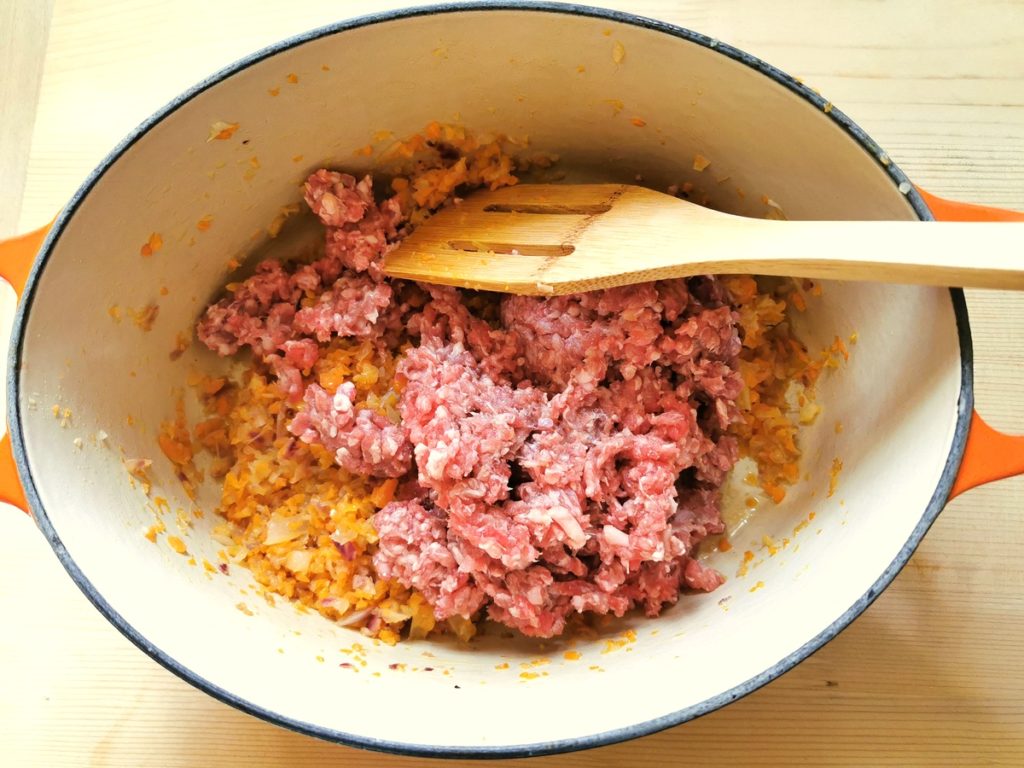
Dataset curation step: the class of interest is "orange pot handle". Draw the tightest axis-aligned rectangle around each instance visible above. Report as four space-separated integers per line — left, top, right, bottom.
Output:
917 188 1024 223
950 412 1024 498
918 187 1024 497
0 222 52 513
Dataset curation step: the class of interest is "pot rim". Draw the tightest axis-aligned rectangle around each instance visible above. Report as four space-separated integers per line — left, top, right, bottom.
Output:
7 1 973 758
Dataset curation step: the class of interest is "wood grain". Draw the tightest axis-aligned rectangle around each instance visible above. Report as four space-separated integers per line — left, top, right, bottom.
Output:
384 183 1024 293
1 1 1022 766
0 0 53 237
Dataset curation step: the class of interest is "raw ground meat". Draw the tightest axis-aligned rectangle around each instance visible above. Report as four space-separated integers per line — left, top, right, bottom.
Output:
198 170 744 638
196 173 400 376
293 275 392 342
372 500 487 619
289 382 411 478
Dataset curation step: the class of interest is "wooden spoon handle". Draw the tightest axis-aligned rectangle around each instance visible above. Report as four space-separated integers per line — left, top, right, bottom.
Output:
551 219 1024 291
722 221 1024 289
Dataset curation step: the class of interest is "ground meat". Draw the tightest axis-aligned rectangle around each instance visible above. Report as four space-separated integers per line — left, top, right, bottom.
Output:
289 382 411 478
509 484 590 552
499 294 598 388
383 276 737 636
293 275 392 341
672 487 727 550
447 497 538 571
201 169 743 638
304 170 374 227
372 500 486 619
266 338 320 403
413 284 526 381
197 261 299 356
479 566 570 638
682 558 727 592
398 341 544 506
305 170 402 276
197 172 402 385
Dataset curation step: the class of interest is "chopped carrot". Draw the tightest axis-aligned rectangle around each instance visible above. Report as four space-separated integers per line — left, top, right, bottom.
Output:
201 377 227 395
208 121 240 141
763 483 786 504
370 478 399 509
140 232 163 257
158 433 191 466
167 536 188 555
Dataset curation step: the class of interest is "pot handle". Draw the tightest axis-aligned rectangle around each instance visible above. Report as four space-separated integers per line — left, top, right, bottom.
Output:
917 188 1024 223
0 222 51 514
951 412 1024 498
917 187 1024 496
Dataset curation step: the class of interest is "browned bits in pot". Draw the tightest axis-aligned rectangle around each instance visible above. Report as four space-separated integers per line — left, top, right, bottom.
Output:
169 331 190 361
828 457 844 498
128 303 159 331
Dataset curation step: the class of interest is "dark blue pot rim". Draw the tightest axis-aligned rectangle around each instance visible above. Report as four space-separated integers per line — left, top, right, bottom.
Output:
7 1 972 759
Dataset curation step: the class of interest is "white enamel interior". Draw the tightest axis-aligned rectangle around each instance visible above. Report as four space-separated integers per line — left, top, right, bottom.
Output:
15 9 962 752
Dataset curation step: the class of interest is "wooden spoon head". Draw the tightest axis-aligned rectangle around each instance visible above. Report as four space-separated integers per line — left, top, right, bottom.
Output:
382 184 720 294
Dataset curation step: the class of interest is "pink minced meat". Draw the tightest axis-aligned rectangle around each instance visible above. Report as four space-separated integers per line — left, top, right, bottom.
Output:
197 260 299 357
372 500 486 619
196 172 401 376
289 382 411 478
371 278 742 636
397 341 544 506
293 275 392 341
199 170 745 638
305 170 402 276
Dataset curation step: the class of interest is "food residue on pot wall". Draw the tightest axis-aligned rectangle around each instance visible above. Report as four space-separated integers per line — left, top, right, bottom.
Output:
139 232 162 257
207 121 239 141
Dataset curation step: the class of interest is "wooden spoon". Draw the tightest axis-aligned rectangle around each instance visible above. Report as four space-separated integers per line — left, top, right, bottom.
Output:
382 183 1024 295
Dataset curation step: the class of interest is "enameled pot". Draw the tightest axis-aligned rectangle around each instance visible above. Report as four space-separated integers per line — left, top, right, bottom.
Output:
2 3 1023 758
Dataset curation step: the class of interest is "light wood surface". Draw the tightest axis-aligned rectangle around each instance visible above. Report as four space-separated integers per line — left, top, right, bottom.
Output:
385 183 1024 293
1 1 1022 765
0 0 53 238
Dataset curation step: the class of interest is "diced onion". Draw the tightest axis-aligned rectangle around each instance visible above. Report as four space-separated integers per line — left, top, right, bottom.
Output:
264 514 307 546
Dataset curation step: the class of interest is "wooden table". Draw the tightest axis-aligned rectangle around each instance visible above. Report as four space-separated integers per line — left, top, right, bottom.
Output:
1 2 1022 765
